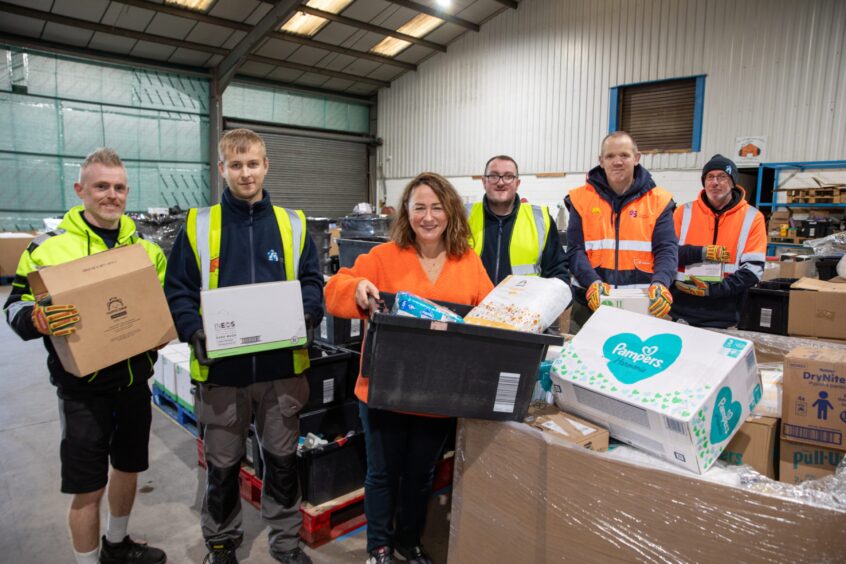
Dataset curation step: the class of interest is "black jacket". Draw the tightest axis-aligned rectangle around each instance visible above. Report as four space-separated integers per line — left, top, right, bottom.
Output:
476 195 570 286
165 188 324 387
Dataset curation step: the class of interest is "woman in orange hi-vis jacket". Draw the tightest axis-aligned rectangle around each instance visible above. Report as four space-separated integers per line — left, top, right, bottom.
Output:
671 154 767 328
324 172 493 564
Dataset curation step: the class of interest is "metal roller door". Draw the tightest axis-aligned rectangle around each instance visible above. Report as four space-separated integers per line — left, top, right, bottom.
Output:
227 128 369 218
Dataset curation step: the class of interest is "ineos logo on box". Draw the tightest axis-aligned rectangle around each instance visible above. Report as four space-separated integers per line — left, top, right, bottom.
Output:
107 296 127 319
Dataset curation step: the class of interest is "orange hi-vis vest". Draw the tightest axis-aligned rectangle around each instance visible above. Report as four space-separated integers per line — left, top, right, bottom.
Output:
674 189 766 281
569 184 673 288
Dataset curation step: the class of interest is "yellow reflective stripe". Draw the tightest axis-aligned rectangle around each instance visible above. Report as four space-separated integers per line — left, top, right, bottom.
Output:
185 208 200 273
467 202 485 254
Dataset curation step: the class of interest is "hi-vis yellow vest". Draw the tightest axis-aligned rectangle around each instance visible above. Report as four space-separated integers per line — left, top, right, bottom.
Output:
466 202 549 275
185 204 310 381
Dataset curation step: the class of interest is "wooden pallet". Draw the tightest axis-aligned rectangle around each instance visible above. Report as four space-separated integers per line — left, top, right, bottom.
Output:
786 187 846 204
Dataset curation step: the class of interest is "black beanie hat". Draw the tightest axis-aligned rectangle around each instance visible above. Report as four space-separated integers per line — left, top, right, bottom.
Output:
701 154 738 187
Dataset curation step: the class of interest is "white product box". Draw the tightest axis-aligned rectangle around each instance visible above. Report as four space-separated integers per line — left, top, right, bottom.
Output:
174 359 193 411
600 288 650 316
752 364 783 418
550 306 761 474
157 342 188 397
682 262 725 282
201 281 307 359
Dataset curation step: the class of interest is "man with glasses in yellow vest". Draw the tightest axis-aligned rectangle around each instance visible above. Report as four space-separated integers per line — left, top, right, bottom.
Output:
165 129 323 564
566 131 678 329
671 154 766 328
466 155 570 287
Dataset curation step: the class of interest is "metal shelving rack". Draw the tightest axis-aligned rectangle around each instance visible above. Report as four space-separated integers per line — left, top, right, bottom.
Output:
755 160 846 254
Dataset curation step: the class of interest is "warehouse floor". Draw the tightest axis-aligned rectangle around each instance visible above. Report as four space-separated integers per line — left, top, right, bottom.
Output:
0 286 450 563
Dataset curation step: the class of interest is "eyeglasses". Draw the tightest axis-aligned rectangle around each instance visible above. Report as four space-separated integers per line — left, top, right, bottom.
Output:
484 173 518 184
704 173 731 183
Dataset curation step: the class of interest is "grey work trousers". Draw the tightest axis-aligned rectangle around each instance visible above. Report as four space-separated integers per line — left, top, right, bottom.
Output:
195 377 309 554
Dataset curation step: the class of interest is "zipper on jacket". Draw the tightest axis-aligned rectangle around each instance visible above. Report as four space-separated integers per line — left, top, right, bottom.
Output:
249 205 257 383
494 218 504 282
712 213 720 245
613 211 621 288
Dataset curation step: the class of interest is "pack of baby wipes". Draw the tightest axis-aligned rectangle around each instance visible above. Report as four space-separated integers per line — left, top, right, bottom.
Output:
464 275 572 333
551 306 761 474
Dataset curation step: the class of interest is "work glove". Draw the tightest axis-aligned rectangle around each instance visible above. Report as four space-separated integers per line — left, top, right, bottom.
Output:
647 283 673 319
703 245 731 263
674 276 709 297
190 329 217 366
585 281 612 311
32 302 80 337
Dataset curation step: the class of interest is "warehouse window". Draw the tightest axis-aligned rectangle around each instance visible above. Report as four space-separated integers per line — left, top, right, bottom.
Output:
609 76 705 152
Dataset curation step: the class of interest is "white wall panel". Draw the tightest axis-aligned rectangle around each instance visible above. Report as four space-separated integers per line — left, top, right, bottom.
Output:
377 0 846 187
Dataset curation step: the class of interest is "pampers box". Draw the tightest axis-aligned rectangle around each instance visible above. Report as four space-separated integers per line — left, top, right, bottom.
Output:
551 306 761 474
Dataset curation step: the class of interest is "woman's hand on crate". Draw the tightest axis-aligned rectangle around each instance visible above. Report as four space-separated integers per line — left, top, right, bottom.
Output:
355 279 381 311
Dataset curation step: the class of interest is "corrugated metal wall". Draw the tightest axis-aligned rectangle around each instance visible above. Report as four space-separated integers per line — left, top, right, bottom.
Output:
377 0 846 179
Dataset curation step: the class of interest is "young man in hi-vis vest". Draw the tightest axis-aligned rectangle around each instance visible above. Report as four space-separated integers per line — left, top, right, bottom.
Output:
165 129 323 564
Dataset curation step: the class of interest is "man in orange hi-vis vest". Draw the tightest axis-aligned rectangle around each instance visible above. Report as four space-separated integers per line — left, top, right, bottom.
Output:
671 154 766 328
565 131 678 329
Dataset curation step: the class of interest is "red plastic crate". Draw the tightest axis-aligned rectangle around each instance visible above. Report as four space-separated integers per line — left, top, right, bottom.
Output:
197 438 206 468
432 455 454 492
239 467 262 510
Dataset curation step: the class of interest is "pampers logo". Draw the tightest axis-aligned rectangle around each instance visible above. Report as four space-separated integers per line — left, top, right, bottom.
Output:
602 333 683 384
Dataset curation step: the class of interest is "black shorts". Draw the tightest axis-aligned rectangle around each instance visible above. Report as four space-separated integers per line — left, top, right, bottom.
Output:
58 383 152 494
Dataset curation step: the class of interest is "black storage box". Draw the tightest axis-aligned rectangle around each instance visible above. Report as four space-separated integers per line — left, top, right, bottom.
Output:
738 279 795 335
337 237 386 269
797 219 831 238
361 294 563 421
317 311 363 347
298 432 367 506
816 256 842 281
338 344 362 400
299 398 362 439
304 343 354 411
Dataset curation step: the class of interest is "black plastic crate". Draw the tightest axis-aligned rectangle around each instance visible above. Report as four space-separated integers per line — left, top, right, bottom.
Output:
361 294 563 420
739 287 790 335
816 256 842 281
304 343 354 411
337 345 362 401
299 398 362 439
797 220 831 239
337 237 387 269
317 311 363 347
298 432 367 506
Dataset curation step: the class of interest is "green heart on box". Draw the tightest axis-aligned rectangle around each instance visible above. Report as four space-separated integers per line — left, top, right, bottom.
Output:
709 386 742 444
602 333 682 385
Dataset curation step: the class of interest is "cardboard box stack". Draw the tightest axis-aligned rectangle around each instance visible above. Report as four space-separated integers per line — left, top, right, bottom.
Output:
779 346 846 484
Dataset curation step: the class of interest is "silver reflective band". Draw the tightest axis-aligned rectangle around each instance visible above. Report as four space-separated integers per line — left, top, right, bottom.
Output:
512 264 541 275
286 209 303 279
734 207 758 267
740 252 766 263
195 207 212 291
5 299 32 325
584 239 653 252
465 203 474 217
531 205 546 267
678 203 694 245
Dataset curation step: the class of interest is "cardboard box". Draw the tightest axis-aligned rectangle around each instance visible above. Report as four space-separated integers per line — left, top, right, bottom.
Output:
599 288 650 315
779 436 843 484
767 209 791 236
27 245 177 377
788 278 846 340
782 346 846 450
719 415 779 478
0 232 34 277
779 260 815 279
551 306 760 474
449 419 846 563
328 227 341 257
526 404 609 451
201 281 307 359
752 364 783 417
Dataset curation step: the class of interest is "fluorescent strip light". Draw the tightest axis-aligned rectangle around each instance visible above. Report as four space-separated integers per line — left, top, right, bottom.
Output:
371 14 443 57
163 0 215 12
280 0 352 37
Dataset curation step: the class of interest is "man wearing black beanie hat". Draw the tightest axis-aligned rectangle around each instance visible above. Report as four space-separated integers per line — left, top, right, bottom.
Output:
671 154 767 328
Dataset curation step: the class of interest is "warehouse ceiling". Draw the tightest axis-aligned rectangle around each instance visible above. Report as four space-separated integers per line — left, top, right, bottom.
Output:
0 0 517 101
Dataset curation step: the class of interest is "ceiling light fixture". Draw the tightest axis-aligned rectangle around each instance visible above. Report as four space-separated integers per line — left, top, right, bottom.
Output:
163 0 215 12
371 13 443 57
280 0 352 37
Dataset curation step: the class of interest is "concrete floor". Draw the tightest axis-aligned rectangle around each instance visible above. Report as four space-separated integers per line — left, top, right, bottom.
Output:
0 286 450 563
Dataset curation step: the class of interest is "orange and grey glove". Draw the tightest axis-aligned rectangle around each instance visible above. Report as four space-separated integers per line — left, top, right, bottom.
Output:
586 280 612 311
647 283 673 318
703 245 731 263
32 302 80 337
674 276 709 297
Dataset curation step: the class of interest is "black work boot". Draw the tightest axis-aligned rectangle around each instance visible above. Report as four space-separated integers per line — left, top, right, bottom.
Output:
99 535 167 564
203 539 239 564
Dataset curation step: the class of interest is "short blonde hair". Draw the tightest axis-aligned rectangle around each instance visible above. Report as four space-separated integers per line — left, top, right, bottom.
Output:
600 131 639 155
79 148 124 182
218 128 267 162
